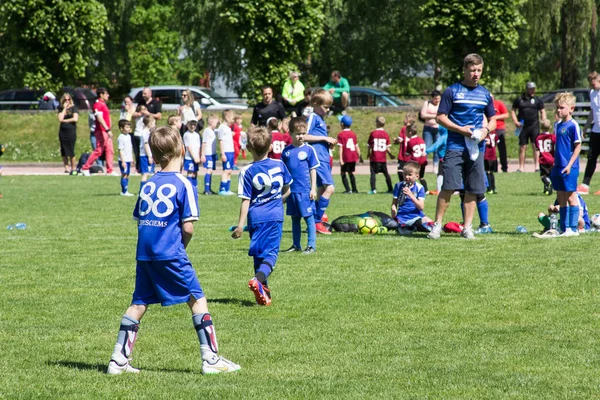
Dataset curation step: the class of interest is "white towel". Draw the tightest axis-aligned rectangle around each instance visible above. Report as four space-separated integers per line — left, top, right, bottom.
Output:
465 129 482 161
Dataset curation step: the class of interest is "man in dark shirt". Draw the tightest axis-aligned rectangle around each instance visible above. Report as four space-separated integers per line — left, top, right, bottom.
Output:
511 82 546 172
251 86 286 126
132 87 162 171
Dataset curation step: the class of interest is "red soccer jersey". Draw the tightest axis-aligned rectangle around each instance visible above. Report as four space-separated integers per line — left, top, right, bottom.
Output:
230 123 242 152
268 130 287 159
337 129 359 163
396 126 410 162
406 136 427 165
493 99 508 130
368 128 391 163
282 132 292 146
535 133 556 166
93 99 111 135
484 132 499 161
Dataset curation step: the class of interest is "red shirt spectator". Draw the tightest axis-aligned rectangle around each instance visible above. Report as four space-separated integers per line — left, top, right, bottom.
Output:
406 136 427 165
337 128 359 163
93 97 111 136
367 128 390 163
484 132 499 161
493 99 508 131
535 133 556 166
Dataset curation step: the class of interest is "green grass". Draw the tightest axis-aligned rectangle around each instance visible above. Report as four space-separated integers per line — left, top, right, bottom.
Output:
1 173 600 399
0 110 527 163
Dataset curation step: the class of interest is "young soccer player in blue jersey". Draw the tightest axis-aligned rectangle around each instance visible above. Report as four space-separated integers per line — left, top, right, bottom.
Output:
281 117 319 254
536 194 590 237
183 119 201 190
391 161 433 235
303 89 337 235
232 126 292 306
428 53 496 240
117 119 135 196
139 115 155 191
218 110 236 195
107 125 240 375
550 92 582 236
201 115 218 195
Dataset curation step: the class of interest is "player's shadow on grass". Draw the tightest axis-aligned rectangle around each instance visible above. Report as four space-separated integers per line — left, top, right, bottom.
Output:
209 298 255 307
49 360 195 374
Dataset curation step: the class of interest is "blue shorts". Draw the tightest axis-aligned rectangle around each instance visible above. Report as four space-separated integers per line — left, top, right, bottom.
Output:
248 221 283 262
184 159 199 173
132 258 204 306
550 166 579 192
119 161 131 175
395 213 426 225
203 154 217 170
222 152 235 170
139 156 155 174
315 161 334 187
286 192 315 218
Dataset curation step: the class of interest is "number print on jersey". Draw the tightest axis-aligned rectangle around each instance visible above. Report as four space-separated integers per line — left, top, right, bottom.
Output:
412 144 426 157
252 167 284 197
272 140 285 154
488 133 497 148
373 138 387 152
139 182 176 218
345 138 356 151
537 138 552 153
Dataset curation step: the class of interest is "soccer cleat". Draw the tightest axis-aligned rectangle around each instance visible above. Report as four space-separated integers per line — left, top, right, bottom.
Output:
315 222 331 235
120 192 135 197
559 229 580 237
594 190 600 195
397 227 414 236
486 189 493 194
248 277 271 305
201 356 241 375
109 171 120 176
427 222 442 239
218 190 235 196
321 213 329 223
80 169 91 176
577 184 589 195
367 190 377 195
284 245 302 252
460 227 476 240
428 190 439 195
343 190 353 194
204 190 217 195
107 360 140 375
302 246 316 254
475 224 493 234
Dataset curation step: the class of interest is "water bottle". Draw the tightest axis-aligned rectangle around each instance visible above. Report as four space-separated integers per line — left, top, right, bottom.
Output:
6 224 14 230
515 225 528 233
514 120 524 137
549 214 558 231
15 222 26 230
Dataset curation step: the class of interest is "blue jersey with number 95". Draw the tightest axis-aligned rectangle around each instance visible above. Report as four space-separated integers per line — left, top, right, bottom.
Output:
133 172 199 261
238 158 293 225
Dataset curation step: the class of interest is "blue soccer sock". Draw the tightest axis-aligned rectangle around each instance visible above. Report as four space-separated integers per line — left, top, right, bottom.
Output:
220 180 229 193
204 174 212 192
569 205 580 231
192 313 219 363
559 207 567 232
111 315 139 365
226 180 231 192
292 216 302 248
139 180 146 193
120 177 128 194
460 201 465 222
477 198 489 226
315 197 330 223
188 176 197 190
305 214 316 249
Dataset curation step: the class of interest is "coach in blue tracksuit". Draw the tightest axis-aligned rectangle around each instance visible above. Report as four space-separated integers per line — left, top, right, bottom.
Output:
427 53 496 240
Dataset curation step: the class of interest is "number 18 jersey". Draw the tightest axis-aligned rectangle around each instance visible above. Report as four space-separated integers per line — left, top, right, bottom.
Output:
133 172 199 261
238 158 293 225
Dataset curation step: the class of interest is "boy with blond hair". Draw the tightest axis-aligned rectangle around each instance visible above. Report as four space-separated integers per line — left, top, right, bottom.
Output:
183 119 202 190
232 127 292 305
107 125 240 375
535 118 556 195
367 115 394 194
391 161 433 235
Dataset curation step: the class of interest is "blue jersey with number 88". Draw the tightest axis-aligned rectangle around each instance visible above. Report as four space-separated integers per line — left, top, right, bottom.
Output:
238 158 293 225
133 172 199 261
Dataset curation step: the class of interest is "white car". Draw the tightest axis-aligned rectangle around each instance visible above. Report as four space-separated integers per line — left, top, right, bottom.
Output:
128 86 247 111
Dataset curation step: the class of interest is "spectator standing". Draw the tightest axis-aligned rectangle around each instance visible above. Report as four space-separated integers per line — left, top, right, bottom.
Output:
281 71 305 109
81 88 117 176
427 53 496 240
250 86 286 127
323 70 350 112
133 88 162 171
419 90 442 172
491 94 509 172
578 71 600 195
512 82 546 172
178 89 203 133
57 93 79 175
120 96 135 122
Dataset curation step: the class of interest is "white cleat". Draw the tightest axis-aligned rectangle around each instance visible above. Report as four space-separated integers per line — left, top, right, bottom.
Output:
120 192 135 197
80 170 91 176
460 227 476 240
107 360 140 375
559 229 580 237
427 222 441 240
201 356 241 375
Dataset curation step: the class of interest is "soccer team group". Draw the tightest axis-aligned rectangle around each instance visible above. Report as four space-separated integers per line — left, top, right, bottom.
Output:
104 53 596 376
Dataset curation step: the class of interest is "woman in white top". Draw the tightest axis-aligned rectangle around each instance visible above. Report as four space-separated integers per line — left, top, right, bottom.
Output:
178 89 203 133
420 90 442 172
119 96 135 121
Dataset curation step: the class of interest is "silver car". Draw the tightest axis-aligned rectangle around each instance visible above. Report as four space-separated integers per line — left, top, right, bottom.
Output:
128 86 247 111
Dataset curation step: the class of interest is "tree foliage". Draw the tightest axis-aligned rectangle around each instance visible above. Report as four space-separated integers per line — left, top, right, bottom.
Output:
0 0 107 91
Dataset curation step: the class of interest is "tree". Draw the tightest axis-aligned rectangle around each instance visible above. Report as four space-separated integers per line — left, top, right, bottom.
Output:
0 0 107 91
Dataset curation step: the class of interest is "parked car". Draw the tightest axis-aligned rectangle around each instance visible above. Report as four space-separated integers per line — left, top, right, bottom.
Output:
0 89 44 110
62 87 97 110
128 86 247 111
349 86 411 108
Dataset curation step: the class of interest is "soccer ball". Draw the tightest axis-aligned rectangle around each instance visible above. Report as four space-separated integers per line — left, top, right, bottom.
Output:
592 213 600 228
357 217 379 234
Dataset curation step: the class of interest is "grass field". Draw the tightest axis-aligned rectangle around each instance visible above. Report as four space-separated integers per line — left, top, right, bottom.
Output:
1 172 600 399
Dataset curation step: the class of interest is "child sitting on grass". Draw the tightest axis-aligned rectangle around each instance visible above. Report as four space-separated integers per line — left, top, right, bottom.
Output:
391 161 433 235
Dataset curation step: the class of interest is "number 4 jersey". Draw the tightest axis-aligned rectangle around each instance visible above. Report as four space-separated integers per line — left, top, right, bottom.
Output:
238 158 293 225
337 129 359 163
134 172 199 261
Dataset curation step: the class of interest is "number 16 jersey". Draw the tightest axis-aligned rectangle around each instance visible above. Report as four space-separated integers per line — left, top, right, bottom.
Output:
238 158 293 225
133 172 199 261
